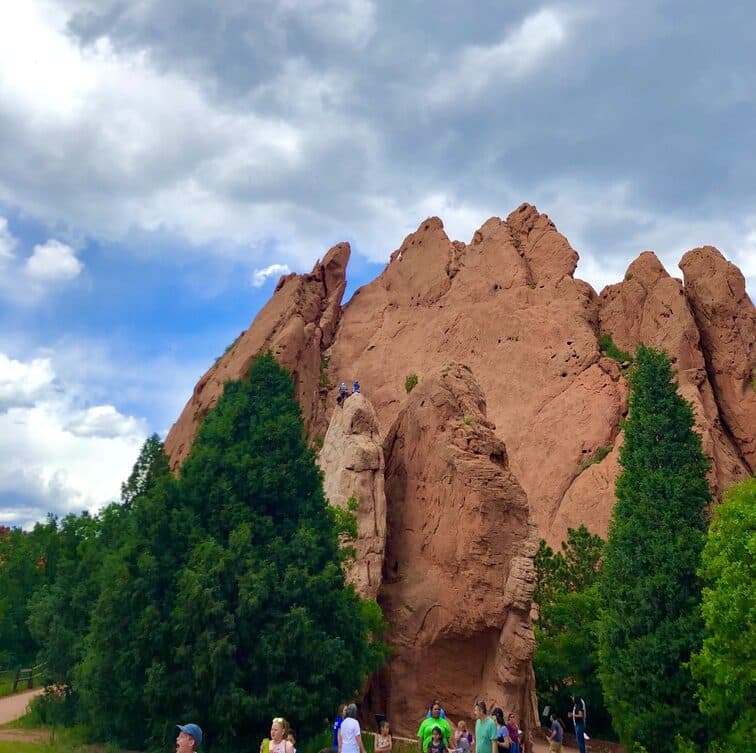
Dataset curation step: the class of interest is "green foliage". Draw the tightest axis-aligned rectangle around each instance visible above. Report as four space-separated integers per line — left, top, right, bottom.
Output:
528 282 537 289
597 346 710 751
0 518 59 668
70 352 385 752
320 354 331 387
690 477 756 752
462 415 473 426
578 445 612 472
404 373 419 393
533 527 613 737
598 334 633 364
120 433 169 506
347 496 359 512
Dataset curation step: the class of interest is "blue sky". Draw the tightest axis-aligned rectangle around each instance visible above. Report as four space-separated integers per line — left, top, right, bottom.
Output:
1 1 754 527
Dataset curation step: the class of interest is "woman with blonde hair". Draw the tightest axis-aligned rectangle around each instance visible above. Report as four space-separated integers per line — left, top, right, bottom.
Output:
267 717 295 753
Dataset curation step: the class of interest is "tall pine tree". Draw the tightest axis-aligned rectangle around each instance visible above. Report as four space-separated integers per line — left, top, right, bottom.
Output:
597 345 710 751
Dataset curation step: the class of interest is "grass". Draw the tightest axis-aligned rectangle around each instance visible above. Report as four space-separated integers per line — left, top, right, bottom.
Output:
0 721 115 753
319 354 331 388
579 444 613 472
598 333 633 364
404 373 419 393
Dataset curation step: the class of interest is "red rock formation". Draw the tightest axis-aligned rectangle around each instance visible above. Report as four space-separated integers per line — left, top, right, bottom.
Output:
365 364 538 744
165 243 349 469
318 392 387 599
166 204 754 544
326 204 625 545
679 246 756 471
597 251 750 507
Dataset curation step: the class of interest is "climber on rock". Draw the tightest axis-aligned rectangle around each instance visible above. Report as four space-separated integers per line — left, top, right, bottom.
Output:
337 382 349 407
353 379 360 394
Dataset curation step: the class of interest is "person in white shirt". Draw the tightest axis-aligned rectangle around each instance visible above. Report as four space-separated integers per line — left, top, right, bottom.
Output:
338 704 367 753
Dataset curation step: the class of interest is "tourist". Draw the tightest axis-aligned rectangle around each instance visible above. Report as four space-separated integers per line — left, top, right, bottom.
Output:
338 382 349 407
428 726 449 753
568 695 587 753
505 713 520 753
547 714 563 753
492 708 511 750
288 730 298 753
353 379 361 394
269 718 295 753
473 701 498 753
375 720 393 753
176 723 203 752
453 721 471 753
333 705 347 752
418 701 453 753
339 704 367 753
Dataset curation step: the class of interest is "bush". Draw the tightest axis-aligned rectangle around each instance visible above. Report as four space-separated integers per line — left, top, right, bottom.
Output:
598 334 633 364
404 373 419 393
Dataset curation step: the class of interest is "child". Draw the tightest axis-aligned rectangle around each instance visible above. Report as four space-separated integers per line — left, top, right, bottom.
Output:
375 720 392 753
428 726 448 753
452 722 471 753
288 731 298 753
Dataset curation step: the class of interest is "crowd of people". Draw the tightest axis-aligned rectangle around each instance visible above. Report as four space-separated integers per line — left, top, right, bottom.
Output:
173 694 587 753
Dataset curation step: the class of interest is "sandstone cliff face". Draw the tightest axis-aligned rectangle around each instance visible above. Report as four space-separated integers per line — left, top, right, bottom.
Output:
598 251 750 504
327 204 626 545
365 365 538 740
165 243 349 469
165 203 755 544
318 393 387 599
679 246 756 470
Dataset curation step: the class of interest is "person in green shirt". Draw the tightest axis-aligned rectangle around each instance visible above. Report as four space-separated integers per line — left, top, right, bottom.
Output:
473 701 497 753
418 701 453 753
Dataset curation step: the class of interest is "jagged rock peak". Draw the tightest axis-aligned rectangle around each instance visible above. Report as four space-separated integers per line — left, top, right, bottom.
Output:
164 241 351 470
680 245 756 470
319 392 387 600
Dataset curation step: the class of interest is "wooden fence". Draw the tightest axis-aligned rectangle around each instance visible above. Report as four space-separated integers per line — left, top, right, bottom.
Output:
0 662 46 696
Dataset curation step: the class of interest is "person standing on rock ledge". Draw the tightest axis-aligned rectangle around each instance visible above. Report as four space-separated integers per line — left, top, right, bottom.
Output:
338 382 349 407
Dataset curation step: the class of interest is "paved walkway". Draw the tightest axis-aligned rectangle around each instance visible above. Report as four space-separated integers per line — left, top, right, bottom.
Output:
0 687 43 725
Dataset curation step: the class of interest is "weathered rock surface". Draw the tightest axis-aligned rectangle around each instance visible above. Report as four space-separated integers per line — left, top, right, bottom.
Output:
597 251 751 507
165 243 349 469
318 392 386 599
326 205 625 545
364 365 538 741
679 246 756 470
166 204 755 545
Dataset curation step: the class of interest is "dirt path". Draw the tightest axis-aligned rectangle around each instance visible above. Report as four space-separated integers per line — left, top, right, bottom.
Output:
0 687 43 725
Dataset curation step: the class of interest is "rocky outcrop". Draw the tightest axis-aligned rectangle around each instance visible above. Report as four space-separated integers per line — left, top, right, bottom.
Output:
679 246 756 471
318 393 386 599
365 365 538 743
165 243 349 469
597 251 750 503
327 204 625 545
166 203 755 548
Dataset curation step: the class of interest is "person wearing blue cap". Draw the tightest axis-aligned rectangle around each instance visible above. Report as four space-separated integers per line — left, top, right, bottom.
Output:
177 722 203 752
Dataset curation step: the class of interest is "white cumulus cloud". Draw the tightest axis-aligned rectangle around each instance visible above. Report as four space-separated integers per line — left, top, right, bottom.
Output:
0 353 55 410
0 348 147 527
25 239 83 281
251 263 291 287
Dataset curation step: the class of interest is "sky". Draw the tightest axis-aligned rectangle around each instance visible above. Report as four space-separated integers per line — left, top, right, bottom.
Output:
1 0 755 528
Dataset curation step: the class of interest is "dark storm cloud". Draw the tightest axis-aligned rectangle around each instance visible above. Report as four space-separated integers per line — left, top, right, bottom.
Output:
2 1 755 283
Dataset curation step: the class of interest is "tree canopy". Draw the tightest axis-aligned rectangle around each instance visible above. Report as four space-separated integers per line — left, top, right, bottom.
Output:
597 345 710 751
690 476 756 752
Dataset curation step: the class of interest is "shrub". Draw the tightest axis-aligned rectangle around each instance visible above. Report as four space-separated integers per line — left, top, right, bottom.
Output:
598 333 633 364
405 373 419 393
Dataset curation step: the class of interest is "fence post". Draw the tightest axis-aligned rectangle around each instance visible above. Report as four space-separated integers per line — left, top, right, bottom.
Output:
12 667 20 693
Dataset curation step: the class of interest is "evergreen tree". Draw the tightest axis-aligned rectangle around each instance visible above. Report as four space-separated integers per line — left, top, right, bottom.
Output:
75 436 185 749
534 527 613 737
597 346 710 751
162 351 385 751
690 477 756 752
0 517 58 668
